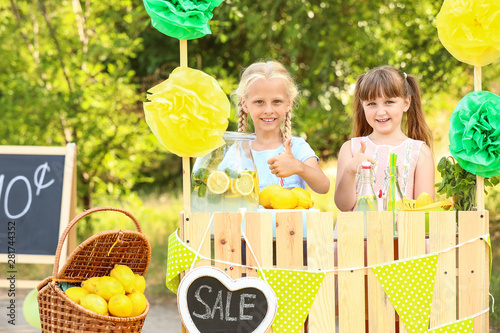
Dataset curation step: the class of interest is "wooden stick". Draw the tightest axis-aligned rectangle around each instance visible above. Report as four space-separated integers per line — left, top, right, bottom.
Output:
180 39 191 214
474 66 485 211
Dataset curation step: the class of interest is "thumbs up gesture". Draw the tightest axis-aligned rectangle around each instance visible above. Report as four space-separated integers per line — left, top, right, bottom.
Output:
350 141 376 172
267 138 297 178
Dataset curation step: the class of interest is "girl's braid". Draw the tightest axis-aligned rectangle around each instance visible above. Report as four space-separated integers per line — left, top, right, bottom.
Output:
282 111 292 142
237 100 247 133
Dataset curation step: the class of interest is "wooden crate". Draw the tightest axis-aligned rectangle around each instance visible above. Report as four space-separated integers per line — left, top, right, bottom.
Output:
179 211 490 332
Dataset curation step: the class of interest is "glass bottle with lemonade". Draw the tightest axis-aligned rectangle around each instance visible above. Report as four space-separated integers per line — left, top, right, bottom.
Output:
191 132 259 213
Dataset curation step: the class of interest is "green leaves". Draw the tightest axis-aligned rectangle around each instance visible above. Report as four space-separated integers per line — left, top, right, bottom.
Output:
435 156 500 211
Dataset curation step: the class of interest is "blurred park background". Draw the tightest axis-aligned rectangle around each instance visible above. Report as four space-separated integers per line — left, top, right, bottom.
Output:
1 0 499 329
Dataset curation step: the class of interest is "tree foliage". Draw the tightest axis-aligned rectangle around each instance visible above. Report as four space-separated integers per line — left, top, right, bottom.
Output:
1 0 499 207
1 0 171 209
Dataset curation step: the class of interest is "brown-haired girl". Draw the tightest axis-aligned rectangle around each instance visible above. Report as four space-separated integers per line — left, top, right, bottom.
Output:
234 61 329 194
335 65 434 211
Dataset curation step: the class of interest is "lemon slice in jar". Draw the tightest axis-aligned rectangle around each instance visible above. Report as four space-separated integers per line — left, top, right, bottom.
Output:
207 171 230 194
235 173 255 196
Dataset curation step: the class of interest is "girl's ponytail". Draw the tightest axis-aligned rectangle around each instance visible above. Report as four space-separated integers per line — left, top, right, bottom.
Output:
405 75 433 148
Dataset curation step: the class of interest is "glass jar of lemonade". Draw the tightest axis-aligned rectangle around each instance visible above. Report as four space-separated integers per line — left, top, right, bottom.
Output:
190 131 259 213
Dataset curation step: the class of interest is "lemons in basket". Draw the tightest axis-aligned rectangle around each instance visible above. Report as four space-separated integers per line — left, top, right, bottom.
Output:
80 294 109 316
95 276 125 301
110 264 136 293
70 264 148 318
65 287 89 304
127 291 148 317
108 294 133 317
134 274 146 293
81 276 101 294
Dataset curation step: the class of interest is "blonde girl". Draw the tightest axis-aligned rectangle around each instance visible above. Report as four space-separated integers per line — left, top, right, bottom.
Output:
335 65 434 211
234 61 330 194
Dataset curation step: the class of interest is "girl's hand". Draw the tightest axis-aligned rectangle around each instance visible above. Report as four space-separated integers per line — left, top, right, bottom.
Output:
349 141 376 174
267 138 301 178
334 140 375 211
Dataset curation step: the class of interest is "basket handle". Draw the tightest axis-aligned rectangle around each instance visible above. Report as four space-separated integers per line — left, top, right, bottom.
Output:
52 206 143 277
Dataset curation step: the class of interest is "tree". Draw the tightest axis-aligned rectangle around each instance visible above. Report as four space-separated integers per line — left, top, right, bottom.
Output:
0 0 169 213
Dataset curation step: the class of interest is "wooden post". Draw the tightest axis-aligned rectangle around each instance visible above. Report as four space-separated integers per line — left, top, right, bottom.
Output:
180 39 191 214
474 66 485 211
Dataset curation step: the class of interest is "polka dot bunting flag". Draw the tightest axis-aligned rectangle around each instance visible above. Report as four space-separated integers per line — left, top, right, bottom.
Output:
372 254 438 332
428 317 473 332
258 268 325 333
166 229 200 293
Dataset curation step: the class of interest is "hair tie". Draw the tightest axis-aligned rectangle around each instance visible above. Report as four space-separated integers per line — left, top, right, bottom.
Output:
403 72 407 80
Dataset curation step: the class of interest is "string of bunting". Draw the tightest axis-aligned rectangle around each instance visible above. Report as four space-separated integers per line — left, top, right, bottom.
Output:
167 228 491 274
166 225 491 333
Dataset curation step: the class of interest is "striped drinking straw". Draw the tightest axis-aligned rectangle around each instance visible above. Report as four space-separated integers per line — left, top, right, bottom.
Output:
278 153 284 187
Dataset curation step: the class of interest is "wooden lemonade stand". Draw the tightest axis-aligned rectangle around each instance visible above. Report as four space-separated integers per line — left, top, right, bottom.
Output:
178 210 490 333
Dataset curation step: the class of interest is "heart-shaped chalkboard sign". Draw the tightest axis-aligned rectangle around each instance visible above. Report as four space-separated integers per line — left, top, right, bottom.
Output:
178 266 277 333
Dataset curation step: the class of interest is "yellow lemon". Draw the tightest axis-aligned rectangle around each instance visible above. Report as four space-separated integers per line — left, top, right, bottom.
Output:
134 274 146 293
291 188 313 209
207 171 230 194
416 192 433 208
95 276 125 301
259 185 284 208
80 294 108 316
271 189 299 209
110 264 136 293
235 172 255 196
127 291 148 317
81 277 101 294
64 287 89 304
108 294 133 317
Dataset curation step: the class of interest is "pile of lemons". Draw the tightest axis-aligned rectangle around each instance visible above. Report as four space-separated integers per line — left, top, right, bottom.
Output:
64 264 147 318
259 185 314 209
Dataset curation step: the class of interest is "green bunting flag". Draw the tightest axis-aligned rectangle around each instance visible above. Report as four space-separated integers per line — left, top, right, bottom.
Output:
428 317 473 332
258 268 325 333
372 254 438 332
166 229 200 293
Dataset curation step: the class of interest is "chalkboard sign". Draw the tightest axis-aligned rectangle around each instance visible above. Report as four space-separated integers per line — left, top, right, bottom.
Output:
178 267 277 333
0 144 76 261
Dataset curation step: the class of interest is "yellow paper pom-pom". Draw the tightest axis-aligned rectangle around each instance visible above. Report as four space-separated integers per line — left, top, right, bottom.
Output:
144 67 230 157
436 0 500 67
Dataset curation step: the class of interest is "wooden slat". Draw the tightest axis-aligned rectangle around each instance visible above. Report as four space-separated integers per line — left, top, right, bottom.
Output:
182 212 212 269
245 212 274 333
307 212 336 333
276 212 303 269
398 211 425 333
429 211 457 328
337 212 365 333
458 211 489 332
214 212 242 279
276 212 304 333
367 211 396 333
245 212 273 277
180 212 211 333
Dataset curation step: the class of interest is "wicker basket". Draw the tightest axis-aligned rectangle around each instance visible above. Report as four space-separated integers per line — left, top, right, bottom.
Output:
37 207 152 333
